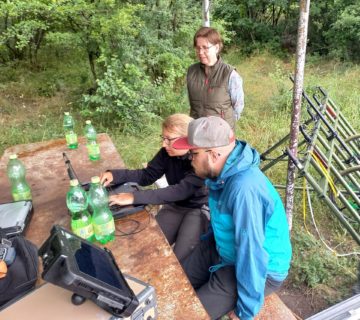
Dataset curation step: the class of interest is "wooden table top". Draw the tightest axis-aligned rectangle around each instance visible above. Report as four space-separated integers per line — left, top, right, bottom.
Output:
0 133 209 320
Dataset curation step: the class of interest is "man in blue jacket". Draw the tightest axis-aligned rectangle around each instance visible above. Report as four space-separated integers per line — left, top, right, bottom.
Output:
173 116 292 320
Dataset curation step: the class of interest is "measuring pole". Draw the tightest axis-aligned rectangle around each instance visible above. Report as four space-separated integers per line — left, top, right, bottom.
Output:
285 0 311 230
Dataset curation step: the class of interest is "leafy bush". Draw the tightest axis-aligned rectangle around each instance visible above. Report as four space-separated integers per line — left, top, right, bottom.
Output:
82 53 191 133
326 5 360 62
290 228 357 289
79 0 201 132
83 58 158 133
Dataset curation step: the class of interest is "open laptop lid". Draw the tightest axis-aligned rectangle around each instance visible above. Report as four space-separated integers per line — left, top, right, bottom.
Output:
0 201 33 237
63 153 145 219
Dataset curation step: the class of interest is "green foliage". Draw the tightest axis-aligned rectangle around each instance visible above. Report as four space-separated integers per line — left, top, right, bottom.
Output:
290 228 357 289
82 53 190 133
213 0 298 54
83 58 160 133
326 5 360 61
0 0 52 63
79 0 199 132
212 0 360 62
0 0 203 133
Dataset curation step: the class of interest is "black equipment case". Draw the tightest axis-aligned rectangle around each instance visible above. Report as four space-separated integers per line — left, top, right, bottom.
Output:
38 225 139 317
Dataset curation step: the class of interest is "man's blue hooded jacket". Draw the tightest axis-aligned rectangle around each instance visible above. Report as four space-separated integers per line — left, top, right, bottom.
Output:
206 140 292 319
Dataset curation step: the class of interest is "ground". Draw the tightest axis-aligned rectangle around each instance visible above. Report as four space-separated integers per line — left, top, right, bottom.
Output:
278 281 330 319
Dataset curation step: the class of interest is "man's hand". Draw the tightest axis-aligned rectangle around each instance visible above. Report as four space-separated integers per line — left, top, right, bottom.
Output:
100 171 113 187
109 193 134 206
227 310 240 320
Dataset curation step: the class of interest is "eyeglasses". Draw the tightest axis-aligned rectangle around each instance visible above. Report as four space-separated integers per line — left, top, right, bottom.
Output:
188 149 220 160
195 44 215 53
160 135 180 145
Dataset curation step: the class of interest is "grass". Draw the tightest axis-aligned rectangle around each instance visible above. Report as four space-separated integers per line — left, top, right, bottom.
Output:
1 49 359 315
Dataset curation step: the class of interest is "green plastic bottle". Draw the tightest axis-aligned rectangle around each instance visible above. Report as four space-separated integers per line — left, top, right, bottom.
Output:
66 179 94 242
6 154 32 201
84 120 100 161
63 112 78 149
88 176 115 244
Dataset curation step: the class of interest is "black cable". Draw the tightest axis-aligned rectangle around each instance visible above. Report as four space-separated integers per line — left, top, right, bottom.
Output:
114 210 151 237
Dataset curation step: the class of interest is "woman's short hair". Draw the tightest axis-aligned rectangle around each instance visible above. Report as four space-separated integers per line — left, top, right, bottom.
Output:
193 27 223 53
162 114 193 136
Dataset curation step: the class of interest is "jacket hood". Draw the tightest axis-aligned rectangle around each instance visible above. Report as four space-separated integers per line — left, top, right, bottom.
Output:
206 140 260 190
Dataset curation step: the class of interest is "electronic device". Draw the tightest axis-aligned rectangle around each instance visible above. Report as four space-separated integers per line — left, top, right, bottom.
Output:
38 225 139 317
0 200 33 237
63 153 145 219
123 274 157 320
0 241 16 266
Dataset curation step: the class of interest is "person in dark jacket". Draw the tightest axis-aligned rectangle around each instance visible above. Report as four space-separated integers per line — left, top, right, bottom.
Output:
100 114 208 262
173 116 292 320
187 27 244 129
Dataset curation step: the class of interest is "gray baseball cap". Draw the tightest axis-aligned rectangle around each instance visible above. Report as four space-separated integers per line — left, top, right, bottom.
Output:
173 116 234 150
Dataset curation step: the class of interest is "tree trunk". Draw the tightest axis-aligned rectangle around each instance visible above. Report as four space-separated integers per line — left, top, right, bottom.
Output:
88 50 98 86
285 0 311 230
202 0 210 27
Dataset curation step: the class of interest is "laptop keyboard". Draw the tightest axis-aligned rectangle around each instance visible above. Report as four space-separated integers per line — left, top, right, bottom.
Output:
107 183 145 219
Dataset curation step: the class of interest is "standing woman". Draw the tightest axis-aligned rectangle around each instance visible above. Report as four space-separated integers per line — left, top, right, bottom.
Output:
100 114 208 262
187 27 244 129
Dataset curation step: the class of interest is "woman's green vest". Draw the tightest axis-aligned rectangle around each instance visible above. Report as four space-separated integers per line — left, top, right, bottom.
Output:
187 58 235 128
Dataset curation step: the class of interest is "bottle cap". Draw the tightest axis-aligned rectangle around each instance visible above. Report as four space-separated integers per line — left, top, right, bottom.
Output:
9 154 18 160
64 112 69 116
85 120 91 125
91 176 100 184
70 179 79 186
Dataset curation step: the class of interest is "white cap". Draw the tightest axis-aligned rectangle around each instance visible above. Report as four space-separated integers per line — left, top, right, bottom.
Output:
91 176 100 184
64 112 69 116
86 120 91 125
70 179 79 187
9 154 18 160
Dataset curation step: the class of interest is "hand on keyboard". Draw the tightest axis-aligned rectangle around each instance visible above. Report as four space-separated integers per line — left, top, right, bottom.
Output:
109 193 134 206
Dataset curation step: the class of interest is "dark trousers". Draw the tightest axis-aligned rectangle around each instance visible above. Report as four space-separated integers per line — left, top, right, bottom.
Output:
155 204 206 262
181 236 283 320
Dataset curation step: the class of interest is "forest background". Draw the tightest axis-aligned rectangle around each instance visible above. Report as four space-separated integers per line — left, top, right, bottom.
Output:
1 1 359 318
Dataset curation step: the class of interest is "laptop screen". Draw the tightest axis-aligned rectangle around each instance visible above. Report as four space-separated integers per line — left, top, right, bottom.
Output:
75 241 124 289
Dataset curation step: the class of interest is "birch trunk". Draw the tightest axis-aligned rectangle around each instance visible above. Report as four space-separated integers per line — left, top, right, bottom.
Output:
285 0 311 230
202 0 210 27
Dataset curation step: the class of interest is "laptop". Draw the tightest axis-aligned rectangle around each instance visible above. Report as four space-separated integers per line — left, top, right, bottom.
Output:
0 200 33 237
63 153 145 220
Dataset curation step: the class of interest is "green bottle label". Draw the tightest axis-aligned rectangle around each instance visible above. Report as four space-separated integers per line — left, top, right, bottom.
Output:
93 220 115 236
87 143 100 160
12 189 32 201
73 224 94 240
66 132 78 145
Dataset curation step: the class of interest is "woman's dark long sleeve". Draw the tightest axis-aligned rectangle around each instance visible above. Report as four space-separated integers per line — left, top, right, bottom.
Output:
133 173 206 208
110 149 167 186
110 148 208 209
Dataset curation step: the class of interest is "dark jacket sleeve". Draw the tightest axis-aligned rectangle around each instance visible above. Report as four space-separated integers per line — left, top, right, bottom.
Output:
132 173 204 205
110 149 166 186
